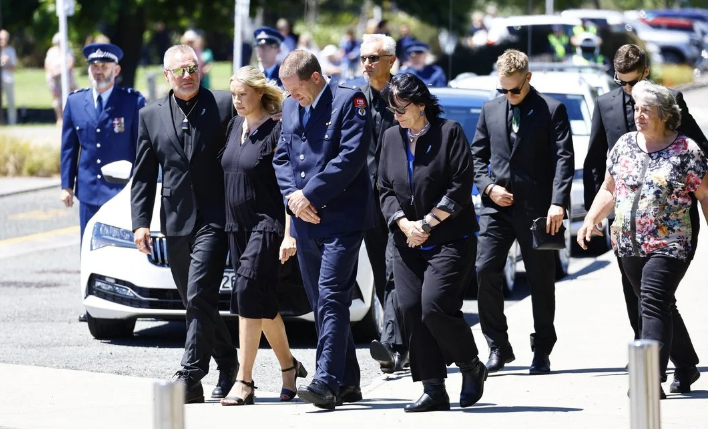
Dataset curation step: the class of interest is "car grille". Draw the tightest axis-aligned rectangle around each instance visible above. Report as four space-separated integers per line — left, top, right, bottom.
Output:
147 235 231 268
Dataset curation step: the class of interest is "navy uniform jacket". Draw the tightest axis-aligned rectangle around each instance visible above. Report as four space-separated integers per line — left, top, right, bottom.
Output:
273 80 376 240
265 64 283 87
399 65 447 87
61 86 146 206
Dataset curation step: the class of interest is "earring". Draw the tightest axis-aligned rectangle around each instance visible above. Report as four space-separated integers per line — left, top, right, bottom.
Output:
419 110 424 117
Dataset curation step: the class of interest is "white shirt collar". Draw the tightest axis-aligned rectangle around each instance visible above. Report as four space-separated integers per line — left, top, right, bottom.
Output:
306 79 329 111
93 86 114 109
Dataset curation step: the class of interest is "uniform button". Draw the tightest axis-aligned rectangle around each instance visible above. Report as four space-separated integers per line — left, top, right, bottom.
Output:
299 154 304 161
96 143 101 148
97 174 102 179
75 126 80 130
325 134 329 139
96 128 101 133
300 171 306 178
97 159 101 164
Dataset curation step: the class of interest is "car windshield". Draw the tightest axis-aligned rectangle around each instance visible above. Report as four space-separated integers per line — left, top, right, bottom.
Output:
546 93 591 136
440 106 482 142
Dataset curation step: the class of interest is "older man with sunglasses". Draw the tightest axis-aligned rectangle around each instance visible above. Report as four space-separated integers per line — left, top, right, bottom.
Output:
471 49 574 375
583 44 707 387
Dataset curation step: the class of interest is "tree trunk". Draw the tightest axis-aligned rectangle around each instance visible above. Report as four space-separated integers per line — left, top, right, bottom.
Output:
110 5 146 89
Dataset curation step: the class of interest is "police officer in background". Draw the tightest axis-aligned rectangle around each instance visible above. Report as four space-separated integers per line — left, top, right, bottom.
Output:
60 43 145 321
398 41 446 88
253 26 284 87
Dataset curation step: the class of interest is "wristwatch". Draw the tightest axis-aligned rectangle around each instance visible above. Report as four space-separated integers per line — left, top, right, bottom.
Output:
420 218 433 233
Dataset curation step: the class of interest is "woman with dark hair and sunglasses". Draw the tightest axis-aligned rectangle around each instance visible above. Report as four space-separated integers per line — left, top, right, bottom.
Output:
377 73 487 412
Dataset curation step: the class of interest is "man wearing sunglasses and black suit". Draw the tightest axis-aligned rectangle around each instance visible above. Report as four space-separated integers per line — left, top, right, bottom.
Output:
583 44 707 388
471 49 574 375
131 44 239 404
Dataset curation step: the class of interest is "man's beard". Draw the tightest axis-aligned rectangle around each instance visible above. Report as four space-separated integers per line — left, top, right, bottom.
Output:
91 70 115 90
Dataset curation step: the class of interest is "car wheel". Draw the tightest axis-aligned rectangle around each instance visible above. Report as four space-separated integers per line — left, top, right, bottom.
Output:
502 241 518 296
86 313 135 340
352 287 384 342
661 50 684 65
555 218 571 279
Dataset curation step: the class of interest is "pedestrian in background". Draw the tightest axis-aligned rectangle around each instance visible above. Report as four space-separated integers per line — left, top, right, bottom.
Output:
196 34 214 89
219 65 307 406
0 29 17 125
273 49 376 410
378 73 487 412
254 26 284 87
398 42 446 87
45 33 78 124
131 44 239 404
471 49 574 375
579 81 707 397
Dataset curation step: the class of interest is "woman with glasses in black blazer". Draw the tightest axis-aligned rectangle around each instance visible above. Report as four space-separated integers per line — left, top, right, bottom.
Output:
378 73 487 412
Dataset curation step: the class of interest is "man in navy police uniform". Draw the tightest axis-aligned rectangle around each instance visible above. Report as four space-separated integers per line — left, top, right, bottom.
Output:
273 50 376 410
60 43 146 243
399 41 447 87
253 26 284 87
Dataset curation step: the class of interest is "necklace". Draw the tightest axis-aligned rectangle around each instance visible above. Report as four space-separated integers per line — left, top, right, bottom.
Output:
407 121 430 143
173 95 199 131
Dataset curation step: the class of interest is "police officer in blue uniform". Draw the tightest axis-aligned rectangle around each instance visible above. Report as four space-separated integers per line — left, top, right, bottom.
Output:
60 43 146 244
273 50 376 410
399 41 447 88
253 26 284 87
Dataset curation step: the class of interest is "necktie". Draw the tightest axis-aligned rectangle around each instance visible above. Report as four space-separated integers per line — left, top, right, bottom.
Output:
625 97 636 132
96 95 103 117
303 107 311 127
512 106 521 134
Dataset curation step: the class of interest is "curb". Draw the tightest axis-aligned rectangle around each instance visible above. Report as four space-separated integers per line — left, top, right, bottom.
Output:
0 179 61 198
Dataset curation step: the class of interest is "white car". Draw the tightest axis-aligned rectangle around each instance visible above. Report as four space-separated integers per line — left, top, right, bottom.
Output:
80 163 383 340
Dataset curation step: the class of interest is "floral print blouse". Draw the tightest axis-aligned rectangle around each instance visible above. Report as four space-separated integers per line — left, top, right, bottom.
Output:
607 132 708 260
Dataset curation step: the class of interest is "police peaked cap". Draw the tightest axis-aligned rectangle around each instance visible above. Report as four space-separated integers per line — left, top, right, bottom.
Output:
82 43 124 64
404 41 430 56
253 26 284 46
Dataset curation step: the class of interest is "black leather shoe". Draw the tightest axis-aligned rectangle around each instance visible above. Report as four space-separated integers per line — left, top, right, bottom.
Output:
297 380 337 410
529 352 551 374
174 370 204 404
211 361 239 399
336 385 362 406
458 358 488 408
485 345 515 373
78 313 87 322
394 349 410 372
404 382 450 413
670 367 700 393
370 340 395 374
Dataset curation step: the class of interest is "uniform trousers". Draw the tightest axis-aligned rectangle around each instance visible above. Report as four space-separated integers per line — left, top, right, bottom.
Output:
165 222 238 380
297 230 363 395
476 211 557 354
79 201 101 248
394 237 478 382
620 255 699 380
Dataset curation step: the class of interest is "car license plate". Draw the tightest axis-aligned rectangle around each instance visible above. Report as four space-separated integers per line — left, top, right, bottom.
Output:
220 272 235 292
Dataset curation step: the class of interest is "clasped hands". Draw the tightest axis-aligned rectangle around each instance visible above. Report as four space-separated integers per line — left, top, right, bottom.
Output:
398 218 429 248
286 190 320 224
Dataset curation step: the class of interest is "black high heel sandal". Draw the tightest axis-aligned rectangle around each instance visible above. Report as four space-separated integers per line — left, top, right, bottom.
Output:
280 357 308 402
220 380 257 406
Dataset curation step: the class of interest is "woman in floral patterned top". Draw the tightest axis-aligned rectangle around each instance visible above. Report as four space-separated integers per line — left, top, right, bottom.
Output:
578 81 708 397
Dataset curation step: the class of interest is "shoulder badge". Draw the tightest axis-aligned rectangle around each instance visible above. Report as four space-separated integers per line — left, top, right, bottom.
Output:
354 96 367 117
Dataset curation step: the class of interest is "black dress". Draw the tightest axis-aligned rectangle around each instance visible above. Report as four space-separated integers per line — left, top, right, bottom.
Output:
221 116 284 319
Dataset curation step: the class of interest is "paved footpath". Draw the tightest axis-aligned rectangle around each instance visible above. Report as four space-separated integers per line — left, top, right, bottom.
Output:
1 234 707 429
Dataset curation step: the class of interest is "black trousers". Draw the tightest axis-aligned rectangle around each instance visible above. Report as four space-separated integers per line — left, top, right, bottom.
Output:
620 255 699 380
363 200 406 348
166 222 238 379
476 211 557 354
394 237 479 382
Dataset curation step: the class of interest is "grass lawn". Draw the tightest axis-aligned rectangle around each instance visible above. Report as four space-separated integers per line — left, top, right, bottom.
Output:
12 62 236 109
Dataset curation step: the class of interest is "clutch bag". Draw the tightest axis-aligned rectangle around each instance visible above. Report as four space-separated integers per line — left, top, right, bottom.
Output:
530 217 566 250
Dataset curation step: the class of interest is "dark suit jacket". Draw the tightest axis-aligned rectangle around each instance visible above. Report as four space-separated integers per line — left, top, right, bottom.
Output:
583 86 707 210
471 88 575 219
273 80 376 240
131 88 234 236
360 79 397 186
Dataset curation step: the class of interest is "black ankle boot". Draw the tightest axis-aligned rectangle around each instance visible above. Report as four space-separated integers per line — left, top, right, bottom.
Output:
457 357 488 407
404 379 450 413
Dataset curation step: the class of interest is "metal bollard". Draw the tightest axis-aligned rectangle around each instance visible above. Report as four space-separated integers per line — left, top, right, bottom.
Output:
146 72 157 103
628 340 661 429
154 381 185 429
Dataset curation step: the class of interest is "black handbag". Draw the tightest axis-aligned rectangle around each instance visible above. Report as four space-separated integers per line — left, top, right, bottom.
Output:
530 217 566 250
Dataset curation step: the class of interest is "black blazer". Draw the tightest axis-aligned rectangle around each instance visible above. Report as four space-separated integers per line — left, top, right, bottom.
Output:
360 80 397 185
583 86 707 210
471 88 575 219
131 88 235 236
378 118 479 247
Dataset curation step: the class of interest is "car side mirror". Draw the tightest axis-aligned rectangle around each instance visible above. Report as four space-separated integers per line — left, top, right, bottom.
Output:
101 160 133 185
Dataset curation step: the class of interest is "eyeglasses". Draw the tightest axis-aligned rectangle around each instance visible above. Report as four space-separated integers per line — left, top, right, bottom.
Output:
386 101 412 115
167 65 198 77
360 55 392 64
496 76 528 95
614 74 642 87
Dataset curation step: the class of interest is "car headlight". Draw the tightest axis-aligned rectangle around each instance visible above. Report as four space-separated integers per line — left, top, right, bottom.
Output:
91 222 136 251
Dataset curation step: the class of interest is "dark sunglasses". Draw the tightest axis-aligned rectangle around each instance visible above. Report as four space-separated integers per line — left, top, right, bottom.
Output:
614 74 642 87
167 65 198 77
496 76 528 95
360 54 392 64
386 101 412 115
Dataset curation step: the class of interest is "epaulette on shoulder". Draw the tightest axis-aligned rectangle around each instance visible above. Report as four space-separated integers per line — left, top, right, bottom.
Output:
338 82 358 91
120 87 143 97
72 88 90 94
